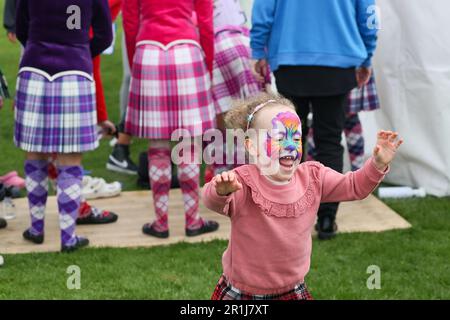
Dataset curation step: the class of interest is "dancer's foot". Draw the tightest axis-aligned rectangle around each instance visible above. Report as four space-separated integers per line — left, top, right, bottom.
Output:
76 201 118 225
0 171 26 189
22 229 44 244
186 220 219 237
142 222 169 239
107 144 138 175
61 236 90 253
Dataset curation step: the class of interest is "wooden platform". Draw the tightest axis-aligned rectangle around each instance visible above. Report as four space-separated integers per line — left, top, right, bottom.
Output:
0 191 411 254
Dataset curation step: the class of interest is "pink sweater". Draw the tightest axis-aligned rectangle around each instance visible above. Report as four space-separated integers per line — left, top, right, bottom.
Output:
202 157 388 295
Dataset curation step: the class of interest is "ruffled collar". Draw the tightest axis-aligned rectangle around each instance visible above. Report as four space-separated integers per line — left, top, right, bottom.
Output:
234 165 317 218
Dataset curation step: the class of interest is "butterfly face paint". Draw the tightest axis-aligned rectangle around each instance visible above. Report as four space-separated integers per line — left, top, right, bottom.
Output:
265 111 302 161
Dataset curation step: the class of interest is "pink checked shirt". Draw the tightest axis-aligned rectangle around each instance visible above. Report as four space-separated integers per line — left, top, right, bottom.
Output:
202 157 388 295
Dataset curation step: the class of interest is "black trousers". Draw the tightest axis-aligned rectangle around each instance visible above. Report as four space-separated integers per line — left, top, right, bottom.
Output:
279 92 347 220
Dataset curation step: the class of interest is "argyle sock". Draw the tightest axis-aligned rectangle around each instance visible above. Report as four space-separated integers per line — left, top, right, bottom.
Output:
148 147 171 232
25 160 49 236
57 166 83 247
344 113 364 171
178 163 203 230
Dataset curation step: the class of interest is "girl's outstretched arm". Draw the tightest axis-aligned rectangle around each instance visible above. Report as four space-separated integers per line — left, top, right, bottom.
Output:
321 130 403 203
202 171 245 217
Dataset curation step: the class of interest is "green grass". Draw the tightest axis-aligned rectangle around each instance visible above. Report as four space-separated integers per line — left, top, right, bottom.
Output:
1 0 450 299
0 241 227 299
1 197 450 299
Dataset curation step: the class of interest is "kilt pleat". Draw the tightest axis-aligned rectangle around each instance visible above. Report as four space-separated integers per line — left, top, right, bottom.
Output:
125 42 216 139
14 71 98 153
212 28 265 114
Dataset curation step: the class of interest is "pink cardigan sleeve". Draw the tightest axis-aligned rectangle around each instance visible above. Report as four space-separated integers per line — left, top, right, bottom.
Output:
320 157 388 203
202 175 246 217
122 0 139 69
195 0 214 75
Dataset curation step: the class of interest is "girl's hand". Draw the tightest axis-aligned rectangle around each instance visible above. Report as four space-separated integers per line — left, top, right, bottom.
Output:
373 130 404 171
252 59 268 84
356 67 372 88
99 120 117 136
7 32 17 43
213 171 243 196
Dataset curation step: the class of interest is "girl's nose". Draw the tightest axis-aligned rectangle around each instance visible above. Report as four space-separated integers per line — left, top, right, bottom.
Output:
285 144 296 152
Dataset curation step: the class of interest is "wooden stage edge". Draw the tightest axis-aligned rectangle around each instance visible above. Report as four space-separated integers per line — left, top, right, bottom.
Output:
0 191 411 254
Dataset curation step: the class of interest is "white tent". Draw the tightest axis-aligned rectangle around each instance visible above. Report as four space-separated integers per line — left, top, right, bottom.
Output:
241 0 450 196
360 0 450 196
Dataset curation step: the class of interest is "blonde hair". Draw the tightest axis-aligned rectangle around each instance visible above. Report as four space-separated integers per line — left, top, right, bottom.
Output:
224 92 296 131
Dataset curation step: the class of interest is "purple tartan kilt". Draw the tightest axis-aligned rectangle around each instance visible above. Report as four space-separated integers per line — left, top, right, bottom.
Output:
14 71 98 153
212 28 266 114
347 73 381 114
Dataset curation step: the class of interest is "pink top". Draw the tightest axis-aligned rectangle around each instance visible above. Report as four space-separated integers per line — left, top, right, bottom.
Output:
122 0 214 73
202 157 388 295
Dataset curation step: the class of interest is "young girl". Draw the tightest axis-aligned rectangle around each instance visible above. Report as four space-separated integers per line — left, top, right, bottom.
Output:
202 93 403 300
123 0 219 238
14 0 113 252
204 0 270 180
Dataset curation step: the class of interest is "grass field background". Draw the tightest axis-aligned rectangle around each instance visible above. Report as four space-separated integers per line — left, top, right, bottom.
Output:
1 0 450 299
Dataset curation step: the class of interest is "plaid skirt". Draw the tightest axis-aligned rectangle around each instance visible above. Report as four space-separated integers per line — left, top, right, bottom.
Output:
211 275 313 300
14 71 98 153
125 42 216 139
347 73 380 114
212 27 268 114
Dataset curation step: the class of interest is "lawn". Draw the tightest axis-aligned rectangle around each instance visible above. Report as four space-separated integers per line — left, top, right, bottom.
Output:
1 197 449 299
1 1 450 300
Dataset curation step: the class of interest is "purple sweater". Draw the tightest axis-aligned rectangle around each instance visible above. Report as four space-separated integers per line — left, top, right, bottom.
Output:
16 0 113 77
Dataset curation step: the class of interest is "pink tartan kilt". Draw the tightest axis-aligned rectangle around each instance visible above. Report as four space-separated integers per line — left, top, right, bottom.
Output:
212 27 269 114
125 42 216 139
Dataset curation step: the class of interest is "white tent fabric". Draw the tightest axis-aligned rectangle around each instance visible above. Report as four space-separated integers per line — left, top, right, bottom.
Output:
241 0 450 196
361 0 450 196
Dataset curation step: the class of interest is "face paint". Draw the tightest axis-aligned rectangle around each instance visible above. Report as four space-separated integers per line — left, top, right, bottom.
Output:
265 112 302 160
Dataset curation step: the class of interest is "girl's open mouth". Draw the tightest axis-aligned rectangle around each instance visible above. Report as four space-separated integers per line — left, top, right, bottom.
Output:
279 155 295 169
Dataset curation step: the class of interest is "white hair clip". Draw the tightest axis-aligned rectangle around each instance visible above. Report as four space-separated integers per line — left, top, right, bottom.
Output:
246 100 276 132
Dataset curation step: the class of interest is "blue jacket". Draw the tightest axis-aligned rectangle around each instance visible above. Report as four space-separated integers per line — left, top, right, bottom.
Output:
250 0 379 71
